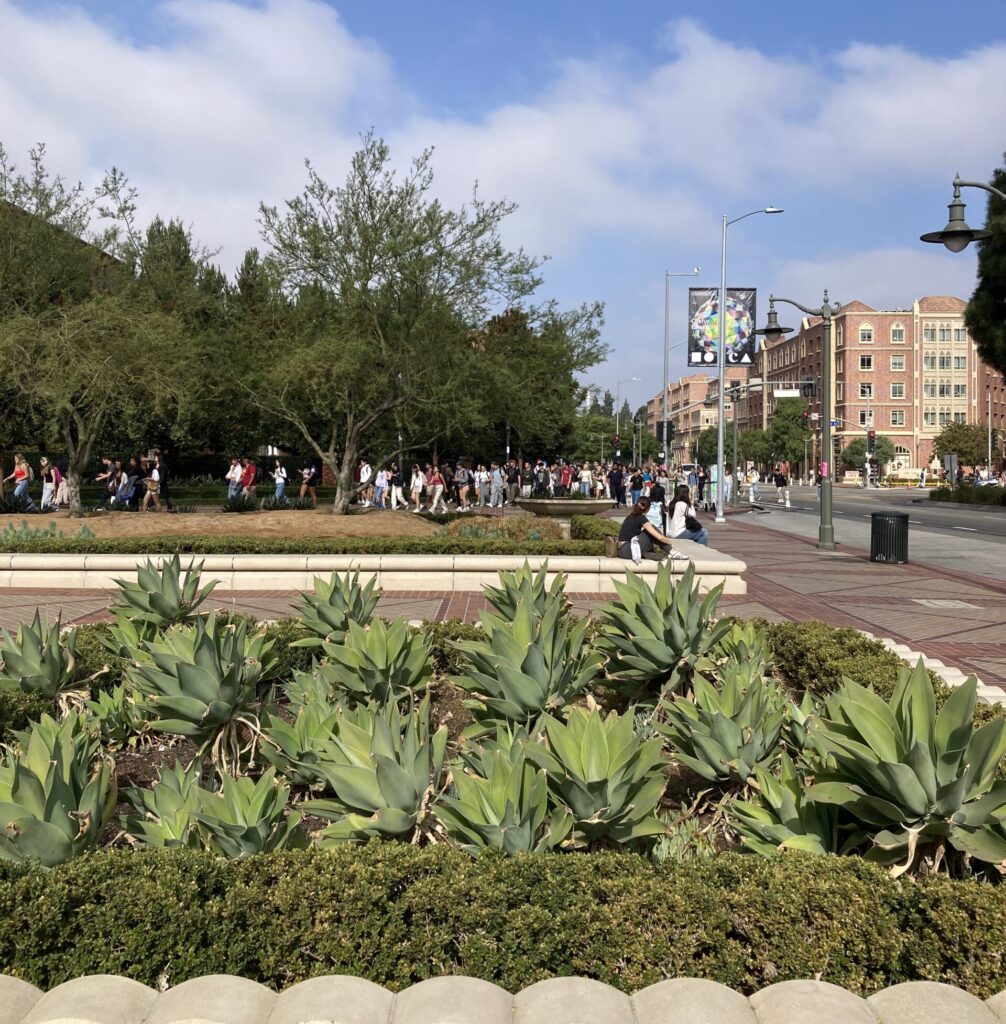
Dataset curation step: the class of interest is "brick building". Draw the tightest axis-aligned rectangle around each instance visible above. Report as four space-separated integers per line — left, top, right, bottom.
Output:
646 367 750 465
752 296 1006 473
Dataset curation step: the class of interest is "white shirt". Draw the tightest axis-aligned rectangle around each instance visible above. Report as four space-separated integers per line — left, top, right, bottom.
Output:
226 463 242 483
669 501 696 538
411 471 424 491
375 469 388 487
272 466 287 483
359 463 372 484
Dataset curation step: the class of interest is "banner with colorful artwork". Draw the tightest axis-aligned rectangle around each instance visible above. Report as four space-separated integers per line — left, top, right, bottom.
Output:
687 287 758 366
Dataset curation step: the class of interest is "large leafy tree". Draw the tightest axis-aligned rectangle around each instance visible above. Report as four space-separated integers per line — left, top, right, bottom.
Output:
965 155 1006 377
0 145 187 514
841 435 896 471
768 397 811 464
251 134 547 513
933 422 988 469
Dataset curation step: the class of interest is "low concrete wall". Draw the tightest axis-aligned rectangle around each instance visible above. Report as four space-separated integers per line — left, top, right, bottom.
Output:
0 541 746 594
1 974 1002 1024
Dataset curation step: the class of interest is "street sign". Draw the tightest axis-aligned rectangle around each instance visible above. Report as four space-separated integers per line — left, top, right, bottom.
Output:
831 420 839 427
773 388 801 398
866 415 874 428
810 413 819 421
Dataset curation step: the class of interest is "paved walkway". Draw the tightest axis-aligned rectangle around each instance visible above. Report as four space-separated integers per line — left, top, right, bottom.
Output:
2 514 1002 690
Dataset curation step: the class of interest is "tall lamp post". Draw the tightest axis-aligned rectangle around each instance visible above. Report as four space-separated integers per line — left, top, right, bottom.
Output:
920 174 1004 252
715 207 783 524
663 268 701 462
615 376 640 458
758 291 842 551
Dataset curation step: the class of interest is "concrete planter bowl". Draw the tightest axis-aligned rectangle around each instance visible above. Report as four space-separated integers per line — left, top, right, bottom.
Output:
515 498 612 518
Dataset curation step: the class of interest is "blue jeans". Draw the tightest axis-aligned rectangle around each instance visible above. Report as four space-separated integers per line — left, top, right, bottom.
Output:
679 527 709 546
580 481 590 496
228 482 241 499
630 489 641 507
274 481 286 500
13 480 35 510
374 485 385 508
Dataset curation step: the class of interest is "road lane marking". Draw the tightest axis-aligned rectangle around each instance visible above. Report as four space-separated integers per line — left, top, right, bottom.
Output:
953 527 977 531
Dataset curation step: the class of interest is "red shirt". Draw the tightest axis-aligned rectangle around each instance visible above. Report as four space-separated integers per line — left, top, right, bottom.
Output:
241 463 257 487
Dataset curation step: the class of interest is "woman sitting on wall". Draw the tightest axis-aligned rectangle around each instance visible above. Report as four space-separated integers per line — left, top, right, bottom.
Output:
616 495 687 563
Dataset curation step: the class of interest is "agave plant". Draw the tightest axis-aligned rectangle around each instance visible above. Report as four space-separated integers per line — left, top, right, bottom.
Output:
657 664 787 786
125 615 275 771
261 700 342 787
305 696 447 843
282 670 339 710
295 570 381 646
313 617 432 705
194 769 307 857
85 684 147 747
436 735 572 855
109 554 217 629
101 612 159 665
783 690 821 760
123 761 202 848
525 708 666 847
0 612 77 700
0 712 116 866
596 563 731 702
807 661 1006 873
728 753 842 857
712 620 773 690
482 560 568 623
453 595 601 736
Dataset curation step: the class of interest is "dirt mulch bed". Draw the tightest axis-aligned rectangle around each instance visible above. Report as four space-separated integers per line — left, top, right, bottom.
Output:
2 508 439 540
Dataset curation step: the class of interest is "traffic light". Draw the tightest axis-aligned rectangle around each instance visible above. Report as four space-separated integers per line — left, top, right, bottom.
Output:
801 381 817 399
801 409 810 425
614 434 620 446
867 429 876 454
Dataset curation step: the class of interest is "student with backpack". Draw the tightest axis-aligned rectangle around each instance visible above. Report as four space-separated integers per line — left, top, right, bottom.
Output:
4 454 36 510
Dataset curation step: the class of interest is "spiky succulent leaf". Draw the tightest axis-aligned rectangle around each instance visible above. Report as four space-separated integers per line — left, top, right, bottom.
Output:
109 555 217 629
0 611 76 699
294 570 381 645
261 700 342 787
482 560 569 625
123 761 202 848
84 685 147 746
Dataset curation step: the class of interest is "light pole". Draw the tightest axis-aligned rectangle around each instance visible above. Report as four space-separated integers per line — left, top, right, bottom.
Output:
615 376 640 458
920 174 1004 251
663 268 701 462
715 207 783 523
758 291 842 551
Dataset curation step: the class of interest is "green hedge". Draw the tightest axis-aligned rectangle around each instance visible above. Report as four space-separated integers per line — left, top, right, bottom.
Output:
569 515 619 540
2 846 1006 995
0 690 52 743
0 536 604 556
930 485 1006 506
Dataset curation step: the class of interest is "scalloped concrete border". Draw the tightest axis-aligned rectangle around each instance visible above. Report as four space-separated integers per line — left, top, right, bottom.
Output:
0 541 746 595
2 974 1005 1024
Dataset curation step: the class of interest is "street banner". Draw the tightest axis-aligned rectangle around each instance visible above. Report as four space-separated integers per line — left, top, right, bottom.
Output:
688 287 758 367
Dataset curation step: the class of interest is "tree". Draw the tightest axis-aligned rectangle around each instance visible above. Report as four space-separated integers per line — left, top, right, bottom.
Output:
600 390 615 418
0 144 187 515
251 135 549 513
840 436 895 471
965 155 1006 377
738 428 772 468
933 422 989 469
768 398 811 464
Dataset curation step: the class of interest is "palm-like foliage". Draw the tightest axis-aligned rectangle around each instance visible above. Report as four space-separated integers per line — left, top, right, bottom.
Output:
110 555 217 629
295 570 380 645
482 560 568 623
597 563 730 702
0 612 76 700
261 700 342 787
123 761 202 849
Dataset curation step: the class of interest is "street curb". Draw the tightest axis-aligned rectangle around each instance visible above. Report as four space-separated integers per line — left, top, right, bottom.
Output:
859 630 1006 705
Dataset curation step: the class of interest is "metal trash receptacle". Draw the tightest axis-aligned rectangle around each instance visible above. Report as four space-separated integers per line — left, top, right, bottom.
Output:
870 511 909 563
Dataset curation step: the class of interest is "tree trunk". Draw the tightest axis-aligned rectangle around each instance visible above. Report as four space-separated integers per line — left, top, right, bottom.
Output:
331 440 359 515
66 468 83 518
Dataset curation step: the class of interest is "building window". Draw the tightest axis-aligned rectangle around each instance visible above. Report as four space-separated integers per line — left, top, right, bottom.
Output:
836 324 844 347
939 381 950 398
939 326 949 342
836 382 844 401
954 355 967 369
859 324 874 344
891 354 905 371
890 410 905 426
859 354 873 371
891 324 905 344
954 412 967 424
924 381 936 398
939 409 950 426
859 383 873 399
924 352 937 370
939 353 951 369
924 409 937 427
954 328 966 342
859 410 871 427
891 383 905 399
924 324 935 343
954 383 967 398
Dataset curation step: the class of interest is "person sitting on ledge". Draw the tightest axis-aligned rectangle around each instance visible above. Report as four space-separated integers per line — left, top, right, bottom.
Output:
616 495 687 564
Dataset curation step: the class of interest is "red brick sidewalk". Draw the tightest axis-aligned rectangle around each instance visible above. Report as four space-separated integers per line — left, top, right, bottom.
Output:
710 519 1006 688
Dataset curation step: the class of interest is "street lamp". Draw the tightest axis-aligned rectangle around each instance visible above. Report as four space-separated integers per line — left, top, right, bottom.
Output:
663 268 701 462
758 291 842 551
615 376 640 458
715 207 783 524
920 174 1004 252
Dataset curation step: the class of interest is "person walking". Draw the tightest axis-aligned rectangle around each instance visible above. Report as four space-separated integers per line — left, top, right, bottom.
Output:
4 455 36 511
358 459 373 506
629 467 644 508
506 461 521 505
774 467 791 508
667 483 709 545
153 449 174 511
748 468 760 503
455 462 471 510
428 465 448 513
489 462 505 508
299 462 319 507
475 464 489 508
374 466 388 509
240 457 258 498
142 456 162 512
272 459 288 501
722 467 733 506
226 458 243 499
410 464 425 513
39 457 57 511
389 463 404 510
578 462 592 496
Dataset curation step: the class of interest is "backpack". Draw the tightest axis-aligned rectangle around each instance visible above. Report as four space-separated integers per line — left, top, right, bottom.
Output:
26 464 34 482
604 534 619 558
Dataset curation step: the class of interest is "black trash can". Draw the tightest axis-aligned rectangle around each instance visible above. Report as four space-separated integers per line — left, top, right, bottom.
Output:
870 511 909 564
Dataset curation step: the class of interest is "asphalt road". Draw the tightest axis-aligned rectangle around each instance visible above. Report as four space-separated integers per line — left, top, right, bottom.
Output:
767 485 1006 542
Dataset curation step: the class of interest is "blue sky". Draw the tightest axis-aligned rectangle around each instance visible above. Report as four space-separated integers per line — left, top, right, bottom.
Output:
4 0 1006 411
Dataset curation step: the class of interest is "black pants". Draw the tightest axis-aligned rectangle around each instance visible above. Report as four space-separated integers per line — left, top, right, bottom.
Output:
618 533 667 560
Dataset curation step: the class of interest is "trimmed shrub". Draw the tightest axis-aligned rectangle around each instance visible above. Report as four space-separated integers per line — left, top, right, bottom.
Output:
261 617 316 679
443 516 564 542
931 485 1006 506
3 847 1006 995
0 536 603 557
0 689 52 742
72 623 124 695
570 515 619 540
420 619 484 676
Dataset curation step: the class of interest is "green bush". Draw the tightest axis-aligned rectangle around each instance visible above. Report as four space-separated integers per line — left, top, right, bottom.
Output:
0 536 604 557
0 689 52 742
5 846 1006 995
931 485 1006 506
261 618 316 679
420 619 484 676
569 515 619 540
72 623 124 695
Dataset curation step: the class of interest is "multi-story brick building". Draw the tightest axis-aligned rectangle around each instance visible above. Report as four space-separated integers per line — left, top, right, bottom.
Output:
646 367 750 465
753 296 1006 472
